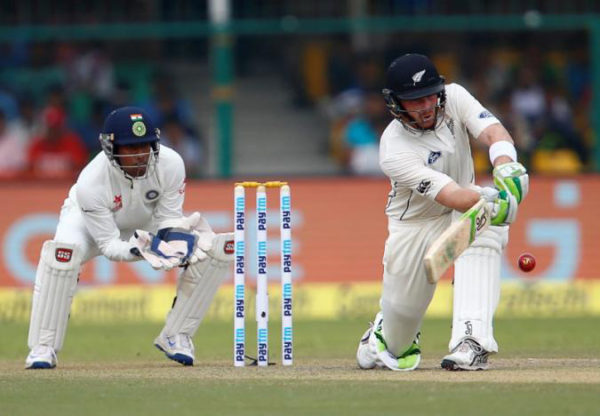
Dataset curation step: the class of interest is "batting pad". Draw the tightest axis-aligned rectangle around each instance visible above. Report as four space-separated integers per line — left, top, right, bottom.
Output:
28 241 82 351
450 226 508 353
160 233 234 337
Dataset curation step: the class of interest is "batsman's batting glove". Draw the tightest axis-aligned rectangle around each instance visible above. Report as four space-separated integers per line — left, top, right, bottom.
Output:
480 186 518 226
129 230 185 270
493 161 529 204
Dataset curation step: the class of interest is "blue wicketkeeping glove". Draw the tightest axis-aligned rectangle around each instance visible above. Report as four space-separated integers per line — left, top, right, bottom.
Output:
129 230 186 270
157 212 216 266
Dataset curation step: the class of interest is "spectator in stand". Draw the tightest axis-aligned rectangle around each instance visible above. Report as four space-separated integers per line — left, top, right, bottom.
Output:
28 106 88 179
160 114 204 178
139 71 195 129
510 67 546 130
111 81 134 110
17 94 41 139
494 89 535 167
543 82 589 166
68 42 115 101
341 90 387 176
45 84 68 113
74 99 108 155
0 110 28 177
0 87 19 121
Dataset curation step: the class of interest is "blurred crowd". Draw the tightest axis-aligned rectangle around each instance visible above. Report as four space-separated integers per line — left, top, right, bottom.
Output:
0 42 205 181
0 30 594 180
296 35 593 176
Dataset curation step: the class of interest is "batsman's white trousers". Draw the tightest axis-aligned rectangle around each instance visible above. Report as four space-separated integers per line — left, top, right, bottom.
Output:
380 214 451 356
380 213 506 356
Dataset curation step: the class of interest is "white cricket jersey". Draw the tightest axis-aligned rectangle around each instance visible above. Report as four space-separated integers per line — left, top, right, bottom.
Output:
380 83 500 222
65 145 186 261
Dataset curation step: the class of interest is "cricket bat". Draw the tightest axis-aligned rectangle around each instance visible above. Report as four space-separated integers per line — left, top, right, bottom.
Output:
424 199 491 284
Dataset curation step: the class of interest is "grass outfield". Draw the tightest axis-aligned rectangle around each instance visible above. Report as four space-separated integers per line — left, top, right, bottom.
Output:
1 318 599 416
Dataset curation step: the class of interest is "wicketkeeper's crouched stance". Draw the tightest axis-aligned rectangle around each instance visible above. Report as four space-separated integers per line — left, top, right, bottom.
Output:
26 107 233 369
356 54 529 372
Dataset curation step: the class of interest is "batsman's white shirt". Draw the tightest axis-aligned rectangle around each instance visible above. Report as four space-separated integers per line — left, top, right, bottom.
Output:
54 145 186 263
376 83 501 355
380 83 499 222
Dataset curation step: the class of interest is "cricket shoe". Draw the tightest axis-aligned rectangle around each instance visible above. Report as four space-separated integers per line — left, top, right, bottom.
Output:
371 312 421 371
356 320 382 369
25 345 57 369
441 337 491 371
154 333 195 366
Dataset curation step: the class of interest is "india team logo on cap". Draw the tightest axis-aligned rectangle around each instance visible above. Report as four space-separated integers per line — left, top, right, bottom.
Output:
132 121 146 136
130 114 146 136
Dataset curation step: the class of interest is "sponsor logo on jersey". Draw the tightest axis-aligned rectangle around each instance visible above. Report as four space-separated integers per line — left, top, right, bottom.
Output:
428 151 441 165
145 190 159 200
479 110 494 119
111 194 123 212
445 118 455 136
412 69 426 84
416 179 432 194
224 240 235 255
55 248 73 263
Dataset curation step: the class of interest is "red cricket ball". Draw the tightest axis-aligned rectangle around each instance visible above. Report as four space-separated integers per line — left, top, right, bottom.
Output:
518 253 536 272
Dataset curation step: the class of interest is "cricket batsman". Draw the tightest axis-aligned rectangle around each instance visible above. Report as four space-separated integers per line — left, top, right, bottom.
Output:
356 54 529 371
25 106 233 369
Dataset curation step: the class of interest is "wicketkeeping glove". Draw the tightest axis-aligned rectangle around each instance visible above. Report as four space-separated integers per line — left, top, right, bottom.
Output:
158 212 216 266
129 230 186 270
493 161 529 204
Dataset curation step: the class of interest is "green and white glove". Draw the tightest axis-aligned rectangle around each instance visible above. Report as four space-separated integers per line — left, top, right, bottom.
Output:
493 162 529 204
479 186 518 226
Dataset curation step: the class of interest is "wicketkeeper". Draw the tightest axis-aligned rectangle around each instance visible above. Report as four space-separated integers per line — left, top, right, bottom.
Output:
25 106 233 369
356 54 529 371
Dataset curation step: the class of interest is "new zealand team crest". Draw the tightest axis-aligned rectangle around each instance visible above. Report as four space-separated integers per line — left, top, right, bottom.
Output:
428 151 441 165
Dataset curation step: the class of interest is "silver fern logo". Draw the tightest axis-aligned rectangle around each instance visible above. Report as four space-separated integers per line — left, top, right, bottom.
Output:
412 69 426 84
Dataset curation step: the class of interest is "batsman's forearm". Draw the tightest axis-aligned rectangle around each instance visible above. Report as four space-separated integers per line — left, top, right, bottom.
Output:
435 182 481 213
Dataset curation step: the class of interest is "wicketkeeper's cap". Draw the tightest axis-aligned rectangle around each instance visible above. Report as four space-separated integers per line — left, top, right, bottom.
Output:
101 106 159 146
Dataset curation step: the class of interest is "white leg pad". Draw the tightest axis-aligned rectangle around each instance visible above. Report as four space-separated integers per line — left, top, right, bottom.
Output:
450 225 508 353
28 241 82 352
160 233 234 337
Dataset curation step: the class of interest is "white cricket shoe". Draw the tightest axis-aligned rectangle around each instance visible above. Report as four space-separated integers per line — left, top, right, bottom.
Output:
154 333 195 366
356 312 386 369
358 311 422 371
25 345 57 369
356 323 379 369
441 337 491 371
